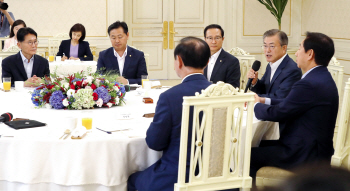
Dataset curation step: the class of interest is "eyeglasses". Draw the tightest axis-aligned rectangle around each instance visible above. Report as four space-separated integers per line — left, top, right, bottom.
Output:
262 45 284 50
23 40 39 46
206 36 222 41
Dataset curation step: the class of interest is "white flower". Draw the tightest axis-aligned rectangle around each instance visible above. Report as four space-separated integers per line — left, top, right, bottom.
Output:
62 98 69 107
96 98 103 107
105 80 109 83
107 103 112 108
86 76 93 84
113 86 120 91
62 83 70 89
85 86 92 89
67 89 75 98
115 97 120 105
94 79 100 87
45 104 52 109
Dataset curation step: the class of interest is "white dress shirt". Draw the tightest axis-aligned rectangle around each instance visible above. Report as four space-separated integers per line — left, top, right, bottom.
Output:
113 46 128 76
182 73 203 83
207 48 222 81
20 51 34 79
265 53 287 105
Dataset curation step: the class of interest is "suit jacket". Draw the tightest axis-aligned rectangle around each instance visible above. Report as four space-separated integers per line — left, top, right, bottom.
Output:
1 52 50 85
251 55 301 99
56 39 93 61
131 74 211 191
203 49 240 88
97 46 147 85
253 66 338 169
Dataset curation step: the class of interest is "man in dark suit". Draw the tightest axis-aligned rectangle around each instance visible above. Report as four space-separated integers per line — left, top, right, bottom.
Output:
127 37 212 191
248 29 301 104
1 27 49 87
97 21 147 85
251 32 338 180
203 24 240 88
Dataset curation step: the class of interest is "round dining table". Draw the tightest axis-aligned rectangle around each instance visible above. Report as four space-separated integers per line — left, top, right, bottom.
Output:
0 85 279 191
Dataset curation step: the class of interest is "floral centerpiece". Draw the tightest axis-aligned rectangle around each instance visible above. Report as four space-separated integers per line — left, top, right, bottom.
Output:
30 68 126 110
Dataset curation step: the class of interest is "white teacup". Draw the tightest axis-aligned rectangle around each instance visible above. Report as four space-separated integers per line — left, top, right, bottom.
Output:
14 81 24 92
56 56 62 62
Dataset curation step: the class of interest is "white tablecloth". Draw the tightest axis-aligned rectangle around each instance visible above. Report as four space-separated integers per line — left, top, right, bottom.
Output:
0 87 279 191
49 61 97 75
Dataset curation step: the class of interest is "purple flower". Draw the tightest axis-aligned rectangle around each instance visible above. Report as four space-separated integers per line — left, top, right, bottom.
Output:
94 87 111 104
49 91 66 109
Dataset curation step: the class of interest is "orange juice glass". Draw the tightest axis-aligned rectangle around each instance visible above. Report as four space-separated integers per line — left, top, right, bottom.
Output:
49 56 55 62
3 77 11 91
82 118 92 130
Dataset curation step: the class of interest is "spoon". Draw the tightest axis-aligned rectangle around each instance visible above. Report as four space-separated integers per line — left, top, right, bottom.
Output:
59 129 71 139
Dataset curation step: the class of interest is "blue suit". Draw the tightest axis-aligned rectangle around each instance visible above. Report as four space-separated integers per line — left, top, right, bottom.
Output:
97 46 147 85
251 66 339 177
128 74 211 191
1 52 50 85
56 39 93 61
203 49 241 88
250 55 301 99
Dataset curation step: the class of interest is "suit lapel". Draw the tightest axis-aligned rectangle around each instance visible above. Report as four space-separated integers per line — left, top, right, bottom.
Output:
268 55 289 92
78 41 83 58
66 40 71 58
123 46 132 76
210 50 225 81
31 55 40 76
15 52 28 80
108 48 119 74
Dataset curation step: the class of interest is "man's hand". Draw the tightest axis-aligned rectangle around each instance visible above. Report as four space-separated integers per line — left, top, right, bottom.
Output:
24 75 42 87
69 57 79 60
254 94 265 104
117 76 128 85
247 68 258 85
61 55 68 61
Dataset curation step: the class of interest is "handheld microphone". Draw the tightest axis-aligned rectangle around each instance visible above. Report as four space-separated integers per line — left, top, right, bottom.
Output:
244 60 261 93
0 112 13 122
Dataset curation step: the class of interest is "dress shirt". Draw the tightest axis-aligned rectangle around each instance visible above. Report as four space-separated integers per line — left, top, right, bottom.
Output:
20 51 34 79
113 46 128 76
265 53 287 105
207 48 222 81
182 73 203 83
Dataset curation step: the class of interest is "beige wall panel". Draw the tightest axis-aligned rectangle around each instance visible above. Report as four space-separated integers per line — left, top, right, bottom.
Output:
175 0 204 23
301 0 350 39
10 0 108 37
132 41 163 70
132 0 163 24
243 0 291 36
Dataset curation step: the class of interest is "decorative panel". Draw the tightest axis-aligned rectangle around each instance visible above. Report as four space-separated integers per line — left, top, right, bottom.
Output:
10 0 108 37
132 28 163 37
302 0 350 39
243 0 291 36
132 41 163 70
175 27 203 37
175 0 204 23
132 0 163 23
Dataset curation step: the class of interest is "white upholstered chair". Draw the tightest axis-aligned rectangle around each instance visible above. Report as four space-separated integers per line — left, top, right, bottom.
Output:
331 78 350 170
256 77 350 189
228 47 255 91
48 33 69 56
174 82 255 191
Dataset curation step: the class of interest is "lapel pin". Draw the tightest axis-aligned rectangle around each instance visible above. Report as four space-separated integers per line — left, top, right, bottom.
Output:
129 55 132 57
220 60 222 62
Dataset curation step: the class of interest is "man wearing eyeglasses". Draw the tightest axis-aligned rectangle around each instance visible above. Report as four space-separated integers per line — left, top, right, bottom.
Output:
1 27 49 87
97 21 147 85
203 24 240 88
248 29 301 102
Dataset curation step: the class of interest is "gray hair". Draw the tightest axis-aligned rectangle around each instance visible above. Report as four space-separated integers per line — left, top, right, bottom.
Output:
263 29 288 46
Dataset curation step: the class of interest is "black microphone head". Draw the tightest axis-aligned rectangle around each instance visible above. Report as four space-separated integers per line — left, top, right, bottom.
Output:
252 60 261 71
1 112 13 122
